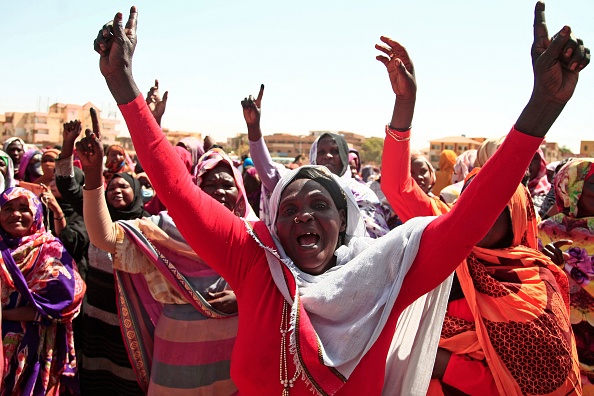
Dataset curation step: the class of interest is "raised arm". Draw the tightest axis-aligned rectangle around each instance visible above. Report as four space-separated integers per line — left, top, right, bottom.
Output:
76 109 119 253
376 37 439 221
93 8 262 287
242 84 282 191
55 119 85 215
395 2 590 310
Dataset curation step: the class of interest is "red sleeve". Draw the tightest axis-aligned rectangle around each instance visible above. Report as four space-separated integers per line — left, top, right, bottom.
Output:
381 129 436 221
442 354 499 395
118 95 262 291
394 127 543 311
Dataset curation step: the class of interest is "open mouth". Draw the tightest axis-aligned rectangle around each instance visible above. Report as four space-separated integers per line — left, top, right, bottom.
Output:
297 233 320 248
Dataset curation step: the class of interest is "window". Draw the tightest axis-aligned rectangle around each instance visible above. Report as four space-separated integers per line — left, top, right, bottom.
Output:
430 155 439 162
431 144 441 150
444 145 454 150
585 145 589 152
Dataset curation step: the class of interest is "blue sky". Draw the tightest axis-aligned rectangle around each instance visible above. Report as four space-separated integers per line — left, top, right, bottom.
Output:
0 0 592 153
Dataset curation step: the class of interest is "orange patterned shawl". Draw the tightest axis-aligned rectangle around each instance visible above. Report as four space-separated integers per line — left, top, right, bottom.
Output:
439 182 581 395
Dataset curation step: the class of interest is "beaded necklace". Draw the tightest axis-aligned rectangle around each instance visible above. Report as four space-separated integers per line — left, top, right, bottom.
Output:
280 301 302 395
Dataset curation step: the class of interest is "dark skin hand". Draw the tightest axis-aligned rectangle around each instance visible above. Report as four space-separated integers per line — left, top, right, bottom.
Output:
146 79 168 126
375 37 416 130
541 239 573 266
61 119 83 159
94 7 141 104
207 290 238 314
76 108 104 190
241 84 265 142
515 2 590 138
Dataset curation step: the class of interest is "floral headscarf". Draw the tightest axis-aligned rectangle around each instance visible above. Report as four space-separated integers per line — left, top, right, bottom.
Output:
195 148 258 221
554 158 594 218
0 187 44 243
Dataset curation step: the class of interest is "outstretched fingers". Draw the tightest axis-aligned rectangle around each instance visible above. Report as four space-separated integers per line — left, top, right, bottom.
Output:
255 84 264 106
533 2 549 44
125 6 138 37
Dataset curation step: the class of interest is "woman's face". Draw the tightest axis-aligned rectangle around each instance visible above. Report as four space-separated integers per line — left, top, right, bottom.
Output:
107 149 125 165
41 154 56 177
6 141 24 165
0 158 7 177
577 173 594 218
200 164 239 212
0 196 34 238
316 137 342 176
411 158 432 194
27 153 43 179
49 178 62 199
276 178 346 275
106 176 135 209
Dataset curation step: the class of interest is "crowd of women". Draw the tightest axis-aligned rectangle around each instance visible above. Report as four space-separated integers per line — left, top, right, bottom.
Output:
0 2 591 395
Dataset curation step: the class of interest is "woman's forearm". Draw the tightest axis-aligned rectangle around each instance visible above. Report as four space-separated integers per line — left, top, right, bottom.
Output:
83 186 118 253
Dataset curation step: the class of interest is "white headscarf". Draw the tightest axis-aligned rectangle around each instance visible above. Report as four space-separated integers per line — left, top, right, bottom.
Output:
256 165 452 395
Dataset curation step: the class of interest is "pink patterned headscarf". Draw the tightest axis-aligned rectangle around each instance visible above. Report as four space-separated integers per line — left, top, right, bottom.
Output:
528 149 551 196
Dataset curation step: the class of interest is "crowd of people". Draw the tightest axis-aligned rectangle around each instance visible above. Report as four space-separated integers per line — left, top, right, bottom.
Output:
0 2 591 395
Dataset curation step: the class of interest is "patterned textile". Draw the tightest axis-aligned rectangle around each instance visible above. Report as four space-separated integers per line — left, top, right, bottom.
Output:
539 158 594 392
0 150 15 192
442 184 581 395
0 187 85 395
113 150 253 394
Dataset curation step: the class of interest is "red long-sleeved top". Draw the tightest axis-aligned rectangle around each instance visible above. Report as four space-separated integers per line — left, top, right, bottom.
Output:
119 95 541 395
382 131 498 394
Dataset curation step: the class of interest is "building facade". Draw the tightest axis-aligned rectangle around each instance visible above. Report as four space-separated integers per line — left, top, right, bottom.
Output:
427 136 485 169
0 102 119 147
581 141 594 158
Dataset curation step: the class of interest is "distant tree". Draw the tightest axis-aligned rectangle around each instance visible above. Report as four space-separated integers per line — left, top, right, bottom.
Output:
360 137 384 165
559 145 573 155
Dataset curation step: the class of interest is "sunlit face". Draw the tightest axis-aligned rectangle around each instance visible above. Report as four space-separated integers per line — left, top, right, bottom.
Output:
107 149 125 165
199 164 239 212
106 176 135 209
0 196 34 238
411 158 432 194
276 178 346 275
41 154 55 178
0 158 7 178
577 173 594 218
316 137 342 176
6 141 24 165
27 153 43 180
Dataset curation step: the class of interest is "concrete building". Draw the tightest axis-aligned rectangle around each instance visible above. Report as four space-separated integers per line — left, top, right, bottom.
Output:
541 141 562 163
581 141 594 158
118 128 203 154
428 136 485 169
0 102 119 147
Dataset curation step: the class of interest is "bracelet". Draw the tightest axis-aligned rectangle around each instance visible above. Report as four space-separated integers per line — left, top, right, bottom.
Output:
385 125 411 142
54 214 65 221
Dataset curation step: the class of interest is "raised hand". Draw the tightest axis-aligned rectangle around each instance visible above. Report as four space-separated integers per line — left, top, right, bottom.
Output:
375 36 416 100
75 108 104 171
516 2 590 138
531 2 590 105
146 79 168 126
241 84 264 129
61 120 82 159
207 290 238 314
93 7 141 104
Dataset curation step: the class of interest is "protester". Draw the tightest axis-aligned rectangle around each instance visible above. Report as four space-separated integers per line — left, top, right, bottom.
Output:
35 148 60 186
0 187 85 395
3 138 26 178
432 149 457 196
242 86 390 238
80 124 244 394
378 33 582 395
17 148 43 182
0 150 16 192
440 149 477 204
539 158 594 392
92 2 588 394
